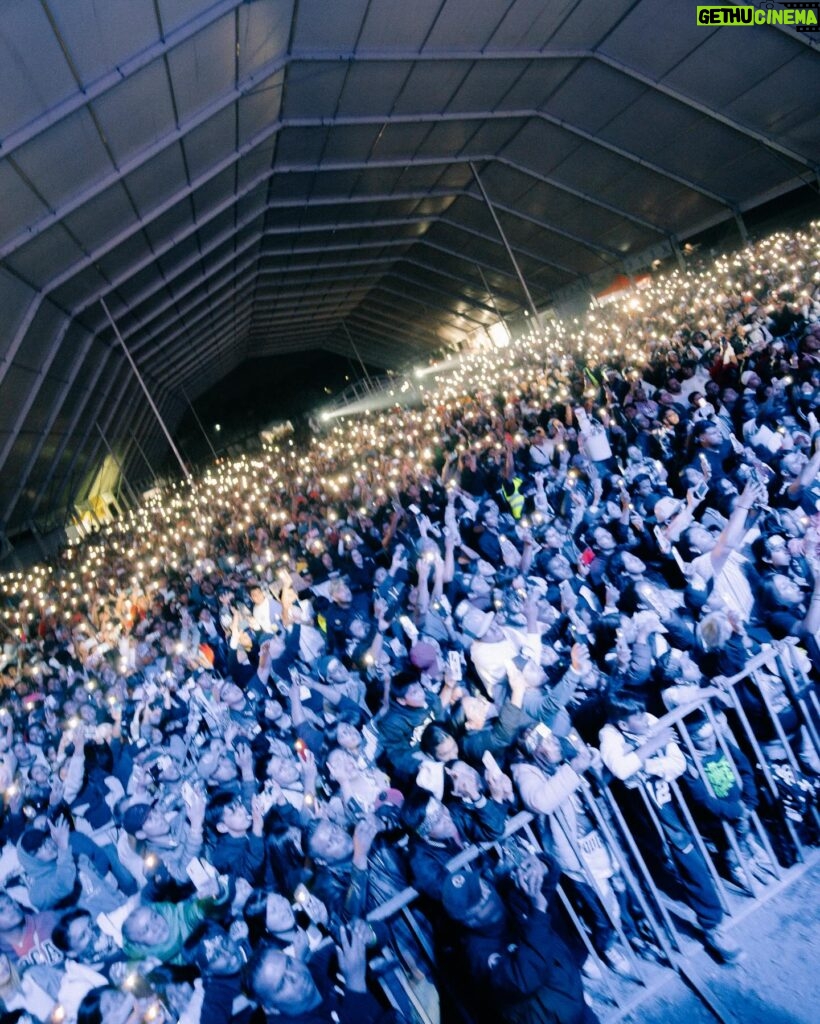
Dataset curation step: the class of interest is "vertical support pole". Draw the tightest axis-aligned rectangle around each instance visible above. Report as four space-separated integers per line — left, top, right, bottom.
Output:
94 422 139 506
670 235 686 273
733 208 750 246
469 161 543 334
475 262 511 338
131 432 159 487
27 520 49 561
181 386 219 461
342 323 374 389
100 297 191 481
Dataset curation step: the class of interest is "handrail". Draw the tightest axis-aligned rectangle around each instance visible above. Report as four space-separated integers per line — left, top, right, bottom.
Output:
366 639 797 924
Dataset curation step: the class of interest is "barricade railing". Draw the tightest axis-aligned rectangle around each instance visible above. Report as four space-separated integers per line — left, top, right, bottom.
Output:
360 641 818 1023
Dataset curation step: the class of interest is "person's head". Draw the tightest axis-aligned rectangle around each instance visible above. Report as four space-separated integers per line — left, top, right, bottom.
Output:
391 671 427 709
53 909 96 958
304 818 353 865
264 893 296 935
697 611 733 651
691 420 722 449
612 550 646 578
209 792 251 837
684 522 717 555
545 553 573 582
766 573 803 608
420 722 459 763
216 680 245 709
755 533 791 569
400 786 458 843
592 526 617 552
266 744 302 787
19 826 58 863
243 889 297 944
328 579 352 607
0 893 24 932
523 724 562 765
246 945 321 1017
122 904 171 950
122 801 170 841
441 870 505 929
608 697 650 735
325 747 358 784
459 692 493 731
77 986 137 1024
184 921 244 976
689 718 718 755
331 710 364 753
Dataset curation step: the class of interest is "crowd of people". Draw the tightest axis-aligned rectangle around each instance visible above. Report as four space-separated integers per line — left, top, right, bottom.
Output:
1 221 819 1024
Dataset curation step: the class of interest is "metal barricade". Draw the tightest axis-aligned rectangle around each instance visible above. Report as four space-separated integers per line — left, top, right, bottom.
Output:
359 643 818 1022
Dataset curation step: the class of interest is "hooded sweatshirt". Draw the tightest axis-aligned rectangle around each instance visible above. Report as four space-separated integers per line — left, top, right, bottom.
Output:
121 888 230 964
16 840 77 910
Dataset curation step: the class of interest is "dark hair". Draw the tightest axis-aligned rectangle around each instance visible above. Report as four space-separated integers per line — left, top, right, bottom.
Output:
606 697 645 724
244 942 289 1006
77 986 118 1024
419 721 456 758
690 420 714 441
52 908 91 954
205 790 244 832
399 785 434 834
243 889 269 947
390 668 421 699
183 920 229 971
19 827 50 855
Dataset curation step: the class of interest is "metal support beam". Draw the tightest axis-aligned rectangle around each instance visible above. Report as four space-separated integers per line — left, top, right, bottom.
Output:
341 323 375 388
733 208 750 246
669 235 687 273
123 413 157 492
470 161 543 334
182 387 219 461
94 422 139 506
100 298 190 480
476 263 511 336
1 0 246 161
291 49 817 171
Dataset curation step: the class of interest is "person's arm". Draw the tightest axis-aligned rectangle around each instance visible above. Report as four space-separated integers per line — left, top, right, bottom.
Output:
61 724 87 804
36 818 77 908
801 570 820 636
513 756 587 816
788 434 820 496
598 723 674 780
664 487 704 544
709 478 766 577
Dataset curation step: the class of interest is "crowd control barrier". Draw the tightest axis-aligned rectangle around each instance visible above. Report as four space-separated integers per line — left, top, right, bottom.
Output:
358 641 819 1023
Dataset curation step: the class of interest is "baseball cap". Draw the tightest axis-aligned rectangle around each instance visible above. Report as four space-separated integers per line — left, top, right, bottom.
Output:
653 497 682 524
410 642 439 671
441 869 484 922
458 606 494 640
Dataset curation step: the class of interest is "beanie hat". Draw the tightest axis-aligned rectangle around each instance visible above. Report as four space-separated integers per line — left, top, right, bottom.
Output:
410 642 438 671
